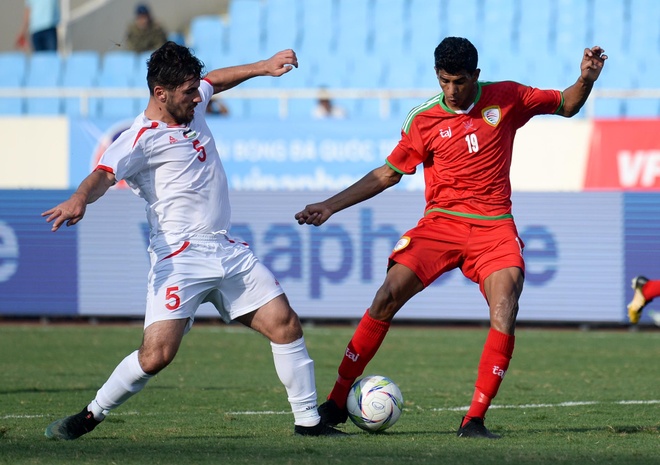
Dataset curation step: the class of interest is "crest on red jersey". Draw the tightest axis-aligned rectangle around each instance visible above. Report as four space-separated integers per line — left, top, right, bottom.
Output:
482 106 501 127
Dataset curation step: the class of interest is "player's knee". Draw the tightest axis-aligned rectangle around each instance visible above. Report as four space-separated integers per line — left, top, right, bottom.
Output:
138 347 178 374
370 285 403 320
273 310 303 343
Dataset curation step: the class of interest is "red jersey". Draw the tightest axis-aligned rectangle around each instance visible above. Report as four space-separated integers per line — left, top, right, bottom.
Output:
387 81 563 223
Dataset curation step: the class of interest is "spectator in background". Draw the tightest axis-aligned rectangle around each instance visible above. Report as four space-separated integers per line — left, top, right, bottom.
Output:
124 3 168 53
15 0 60 52
206 97 230 116
312 87 347 119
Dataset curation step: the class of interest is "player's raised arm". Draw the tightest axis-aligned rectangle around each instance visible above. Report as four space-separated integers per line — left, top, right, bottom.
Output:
559 46 607 117
204 49 298 94
295 164 403 226
41 169 116 231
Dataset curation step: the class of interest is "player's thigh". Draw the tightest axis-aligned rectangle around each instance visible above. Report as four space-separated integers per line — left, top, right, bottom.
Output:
213 260 288 320
370 263 425 320
463 220 525 294
139 318 188 373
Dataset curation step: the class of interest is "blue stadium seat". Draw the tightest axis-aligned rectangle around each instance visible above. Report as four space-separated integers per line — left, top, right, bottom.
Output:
593 98 625 118
271 61 314 118
61 51 100 117
628 0 660 54
263 0 301 54
516 0 553 57
482 50 530 84
95 72 136 119
188 15 225 53
0 52 27 115
626 99 660 118
25 52 62 115
167 31 186 46
226 0 264 61
297 0 335 58
590 0 626 57
349 56 386 118
93 51 138 119
408 0 442 60
383 54 424 120
554 0 590 54
526 53 572 90
239 74 280 119
480 0 517 58
627 58 660 117
442 0 481 51
335 0 371 58
133 51 152 114
416 57 440 89
371 0 407 57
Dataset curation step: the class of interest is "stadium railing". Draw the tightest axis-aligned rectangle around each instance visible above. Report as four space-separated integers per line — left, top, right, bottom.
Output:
1 87 660 120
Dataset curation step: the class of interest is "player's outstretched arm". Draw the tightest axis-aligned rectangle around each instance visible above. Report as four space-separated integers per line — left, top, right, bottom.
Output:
559 46 607 117
295 164 402 226
42 169 116 232
205 49 298 94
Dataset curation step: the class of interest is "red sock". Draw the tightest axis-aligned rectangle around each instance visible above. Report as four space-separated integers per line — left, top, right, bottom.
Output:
463 328 515 426
642 280 660 301
328 309 390 408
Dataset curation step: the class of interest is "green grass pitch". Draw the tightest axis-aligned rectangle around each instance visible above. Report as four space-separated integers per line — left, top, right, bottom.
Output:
1 323 658 464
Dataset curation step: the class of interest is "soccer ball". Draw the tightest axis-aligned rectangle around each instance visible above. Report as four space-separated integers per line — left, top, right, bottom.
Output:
346 375 404 432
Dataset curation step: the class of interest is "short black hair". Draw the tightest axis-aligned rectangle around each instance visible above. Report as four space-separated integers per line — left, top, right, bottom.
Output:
146 41 205 94
434 37 478 74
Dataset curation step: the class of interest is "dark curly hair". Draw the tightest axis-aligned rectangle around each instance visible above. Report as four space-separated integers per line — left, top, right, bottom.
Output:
146 41 205 94
434 37 478 74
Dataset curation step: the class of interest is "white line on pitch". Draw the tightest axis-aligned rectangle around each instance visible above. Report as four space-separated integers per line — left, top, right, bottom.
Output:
4 400 659 420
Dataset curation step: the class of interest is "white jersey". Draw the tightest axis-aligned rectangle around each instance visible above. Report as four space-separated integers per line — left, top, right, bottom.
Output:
97 79 230 240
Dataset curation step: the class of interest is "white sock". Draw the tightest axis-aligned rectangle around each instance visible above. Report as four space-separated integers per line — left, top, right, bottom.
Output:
90 350 153 420
271 337 320 427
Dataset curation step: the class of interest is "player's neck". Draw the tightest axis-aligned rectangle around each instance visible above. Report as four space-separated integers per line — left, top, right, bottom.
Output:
144 99 180 126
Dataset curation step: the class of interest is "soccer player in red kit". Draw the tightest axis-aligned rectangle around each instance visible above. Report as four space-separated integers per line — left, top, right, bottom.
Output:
627 275 660 324
295 37 607 438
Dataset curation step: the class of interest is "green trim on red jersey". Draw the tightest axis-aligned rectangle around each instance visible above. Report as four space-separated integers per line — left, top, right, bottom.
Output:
555 92 565 114
385 159 410 175
401 94 441 134
438 81 484 114
425 207 514 221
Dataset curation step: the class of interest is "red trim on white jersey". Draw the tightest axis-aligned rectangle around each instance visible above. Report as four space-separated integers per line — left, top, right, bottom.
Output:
160 241 191 261
133 121 159 148
95 164 115 174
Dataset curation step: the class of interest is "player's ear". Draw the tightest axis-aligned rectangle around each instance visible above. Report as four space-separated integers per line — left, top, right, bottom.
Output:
153 86 167 103
472 68 481 81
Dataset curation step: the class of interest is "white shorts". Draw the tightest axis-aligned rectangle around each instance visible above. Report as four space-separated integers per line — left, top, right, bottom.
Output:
144 233 284 331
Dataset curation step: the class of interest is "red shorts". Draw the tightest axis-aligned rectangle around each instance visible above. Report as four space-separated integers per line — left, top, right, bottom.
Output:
388 214 525 295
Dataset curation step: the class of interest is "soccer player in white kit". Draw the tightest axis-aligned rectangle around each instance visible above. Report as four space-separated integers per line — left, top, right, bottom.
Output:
42 41 345 439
